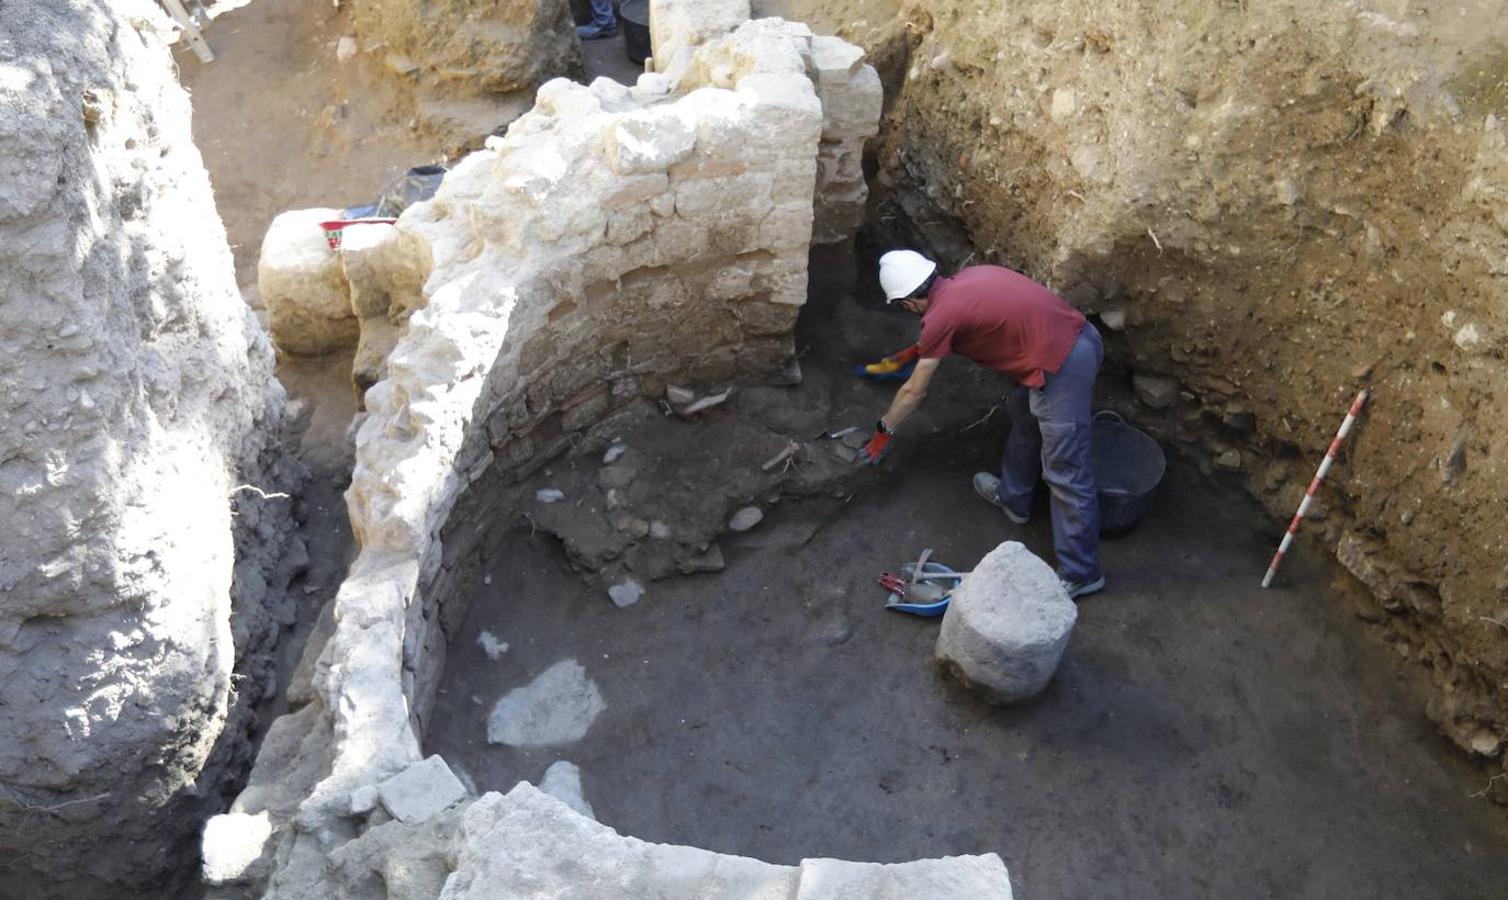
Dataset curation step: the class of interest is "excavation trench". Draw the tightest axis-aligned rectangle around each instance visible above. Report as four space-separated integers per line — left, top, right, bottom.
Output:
421 246 1508 895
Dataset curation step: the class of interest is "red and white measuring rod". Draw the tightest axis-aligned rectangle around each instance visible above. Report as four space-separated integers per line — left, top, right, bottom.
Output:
1261 387 1369 589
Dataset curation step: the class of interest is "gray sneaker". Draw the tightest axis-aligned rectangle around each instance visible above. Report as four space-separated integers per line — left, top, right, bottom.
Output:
1061 574 1107 599
972 472 1029 525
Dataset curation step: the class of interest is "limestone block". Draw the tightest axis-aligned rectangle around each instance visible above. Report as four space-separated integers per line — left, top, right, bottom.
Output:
376 754 467 825
935 542 1077 704
650 0 753 75
606 107 697 175
809 35 865 86
439 784 799 898
796 855 1014 899
201 812 274 886
819 64 883 141
354 316 404 395
340 222 433 321
260 207 359 355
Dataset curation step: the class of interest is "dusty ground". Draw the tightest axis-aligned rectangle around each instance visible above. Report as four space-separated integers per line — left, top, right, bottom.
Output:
174 0 439 289
427 248 1508 897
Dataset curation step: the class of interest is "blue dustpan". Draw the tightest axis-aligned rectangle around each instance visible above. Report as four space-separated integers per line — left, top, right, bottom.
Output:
885 562 964 618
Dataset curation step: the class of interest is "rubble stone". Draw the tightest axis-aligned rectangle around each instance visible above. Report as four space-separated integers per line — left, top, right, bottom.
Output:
201 812 274 886
539 760 596 818
1132 373 1180 410
936 542 1078 704
487 660 606 747
377 754 468 825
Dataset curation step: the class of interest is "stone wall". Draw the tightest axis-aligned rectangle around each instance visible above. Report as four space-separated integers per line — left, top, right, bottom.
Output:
0 2 301 895
658 0 882 245
209 10 895 896
771 0 1508 781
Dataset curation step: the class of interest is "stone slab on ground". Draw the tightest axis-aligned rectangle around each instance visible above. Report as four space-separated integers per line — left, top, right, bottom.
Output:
796 855 1013 899
487 659 606 746
935 542 1077 704
441 783 799 899
376 754 467 824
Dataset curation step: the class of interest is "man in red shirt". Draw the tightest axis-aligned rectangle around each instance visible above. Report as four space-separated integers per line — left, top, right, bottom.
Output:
858 249 1106 598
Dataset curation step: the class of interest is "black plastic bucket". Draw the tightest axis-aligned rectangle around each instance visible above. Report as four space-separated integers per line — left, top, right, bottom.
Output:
1090 410 1165 535
621 0 651 66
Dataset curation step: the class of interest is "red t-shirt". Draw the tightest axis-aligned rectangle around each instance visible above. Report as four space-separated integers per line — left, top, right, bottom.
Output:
917 266 1085 389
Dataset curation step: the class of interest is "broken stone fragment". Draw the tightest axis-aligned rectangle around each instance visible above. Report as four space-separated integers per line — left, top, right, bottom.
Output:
681 542 726 573
1214 449 1243 472
376 755 467 825
539 761 595 819
935 542 1077 704
1100 308 1127 331
349 784 380 815
200 812 273 886
728 506 764 532
608 578 645 608
1132 373 1180 409
535 488 565 504
487 660 606 747
597 465 637 490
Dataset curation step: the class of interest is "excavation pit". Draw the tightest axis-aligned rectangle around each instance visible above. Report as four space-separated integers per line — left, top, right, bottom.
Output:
421 249 1508 896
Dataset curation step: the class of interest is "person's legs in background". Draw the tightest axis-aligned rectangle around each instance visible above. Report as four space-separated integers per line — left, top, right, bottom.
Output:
578 0 617 39
996 385 1040 519
1030 324 1104 594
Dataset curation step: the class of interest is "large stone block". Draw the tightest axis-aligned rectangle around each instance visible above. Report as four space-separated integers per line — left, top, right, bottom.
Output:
376 754 468 825
935 542 1077 704
796 855 1014 899
260 208 359 355
440 783 799 898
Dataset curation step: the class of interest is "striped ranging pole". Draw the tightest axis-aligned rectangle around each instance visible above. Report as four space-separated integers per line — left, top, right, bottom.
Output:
1261 388 1369 589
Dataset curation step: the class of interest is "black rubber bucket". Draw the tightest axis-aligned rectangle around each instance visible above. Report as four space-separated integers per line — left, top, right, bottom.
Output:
621 0 651 66
1090 410 1165 535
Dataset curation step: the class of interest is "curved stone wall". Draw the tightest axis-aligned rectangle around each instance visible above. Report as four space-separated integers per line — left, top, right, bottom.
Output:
202 10 1003 898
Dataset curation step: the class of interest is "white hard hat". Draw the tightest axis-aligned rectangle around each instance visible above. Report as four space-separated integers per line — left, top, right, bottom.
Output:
878 249 938 302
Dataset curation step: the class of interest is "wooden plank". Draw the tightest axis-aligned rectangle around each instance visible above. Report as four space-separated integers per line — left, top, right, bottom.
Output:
160 0 215 64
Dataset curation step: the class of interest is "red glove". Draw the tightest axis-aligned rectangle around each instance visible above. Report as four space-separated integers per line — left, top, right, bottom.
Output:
857 419 894 465
889 344 921 365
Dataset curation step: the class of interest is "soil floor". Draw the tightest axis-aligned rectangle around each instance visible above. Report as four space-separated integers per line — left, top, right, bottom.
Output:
431 443 1508 899
427 256 1508 898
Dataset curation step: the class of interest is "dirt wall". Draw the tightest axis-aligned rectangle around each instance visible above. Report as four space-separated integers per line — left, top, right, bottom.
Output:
0 2 302 894
350 0 581 95
770 0 1508 781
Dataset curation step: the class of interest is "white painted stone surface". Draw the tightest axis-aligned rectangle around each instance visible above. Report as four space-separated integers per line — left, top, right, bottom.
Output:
539 760 596 818
487 660 606 747
935 542 1078 704
376 754 468 825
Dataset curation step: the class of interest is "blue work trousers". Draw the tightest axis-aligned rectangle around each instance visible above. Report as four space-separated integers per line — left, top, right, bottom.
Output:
590 0 615 27
995 323 1104 582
